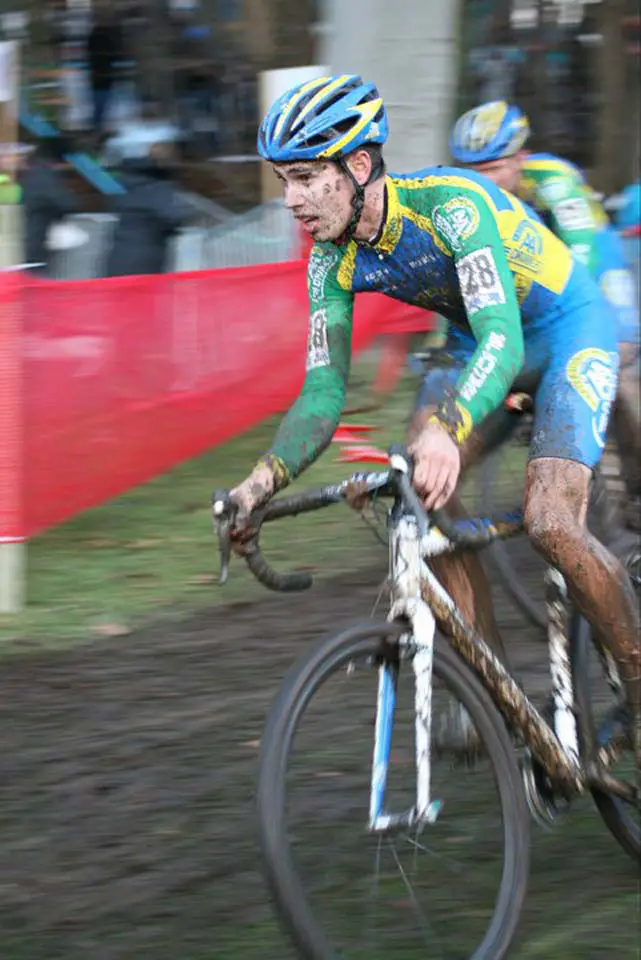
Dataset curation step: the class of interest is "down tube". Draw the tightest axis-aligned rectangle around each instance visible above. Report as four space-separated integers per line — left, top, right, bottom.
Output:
368 662 397 827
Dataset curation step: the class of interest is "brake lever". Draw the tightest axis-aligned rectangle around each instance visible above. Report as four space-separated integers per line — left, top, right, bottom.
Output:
211 489 237 586
387 444 429 538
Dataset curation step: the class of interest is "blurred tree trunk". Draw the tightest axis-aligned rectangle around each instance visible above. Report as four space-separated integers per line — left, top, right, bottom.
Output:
623 1 641 179
270 0 315 69
529 0 549 145
594 0 628 193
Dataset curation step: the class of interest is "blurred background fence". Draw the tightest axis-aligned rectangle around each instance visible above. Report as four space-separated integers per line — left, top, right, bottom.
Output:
3 0 639 277
168 198 299 272
38 198 299 279
1 0 639 612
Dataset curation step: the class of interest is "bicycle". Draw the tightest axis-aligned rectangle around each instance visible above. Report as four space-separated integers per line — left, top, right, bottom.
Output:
212 438 639 960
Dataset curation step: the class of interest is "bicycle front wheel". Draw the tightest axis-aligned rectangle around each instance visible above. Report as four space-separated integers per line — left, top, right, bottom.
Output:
257 620 530 960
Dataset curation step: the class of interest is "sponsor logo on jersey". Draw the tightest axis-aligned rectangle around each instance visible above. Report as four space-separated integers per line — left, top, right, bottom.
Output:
536 175 573 204
432 196 480 252
566 347 619 448
460 331 507 402
506 219 543 273
308 246 340 302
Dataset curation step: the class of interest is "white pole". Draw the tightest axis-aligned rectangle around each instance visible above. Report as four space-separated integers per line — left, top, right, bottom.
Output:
0 39 26 614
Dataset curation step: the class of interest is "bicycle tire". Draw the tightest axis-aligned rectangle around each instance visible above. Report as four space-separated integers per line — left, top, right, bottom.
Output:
572 611 640 862
256 620 530 960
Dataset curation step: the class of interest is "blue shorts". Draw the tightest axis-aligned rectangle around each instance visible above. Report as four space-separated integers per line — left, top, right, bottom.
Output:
593 229 639 347
416 298 619 470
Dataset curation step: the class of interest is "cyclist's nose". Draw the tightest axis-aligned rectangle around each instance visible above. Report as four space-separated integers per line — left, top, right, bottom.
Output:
284 182 305 211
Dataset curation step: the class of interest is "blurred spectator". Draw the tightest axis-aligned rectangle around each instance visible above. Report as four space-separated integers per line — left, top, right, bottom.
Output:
172 13 219 157
101 99 182 166
18 137 80 273
105 133 196 276
87 3 126 133
47 0 92 131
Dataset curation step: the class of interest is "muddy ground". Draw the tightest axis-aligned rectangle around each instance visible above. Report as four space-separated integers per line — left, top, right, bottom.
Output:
0 544 638 959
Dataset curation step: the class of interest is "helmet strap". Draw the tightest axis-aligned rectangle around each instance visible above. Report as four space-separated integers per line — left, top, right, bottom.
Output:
333 153 385 244
333 157 365 244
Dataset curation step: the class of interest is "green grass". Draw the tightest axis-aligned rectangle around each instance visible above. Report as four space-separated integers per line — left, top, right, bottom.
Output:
0 360 415 649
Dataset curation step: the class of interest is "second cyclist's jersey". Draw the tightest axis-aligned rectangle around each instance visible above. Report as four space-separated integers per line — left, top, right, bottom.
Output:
517 152 625 280
266 166 603 484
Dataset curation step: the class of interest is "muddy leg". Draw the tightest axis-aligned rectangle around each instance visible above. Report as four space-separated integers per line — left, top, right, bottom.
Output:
524 457 641 763
613 345 641 529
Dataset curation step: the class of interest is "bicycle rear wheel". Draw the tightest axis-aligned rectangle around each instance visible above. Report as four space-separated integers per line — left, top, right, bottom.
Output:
257 620 530 960
572 542 641 863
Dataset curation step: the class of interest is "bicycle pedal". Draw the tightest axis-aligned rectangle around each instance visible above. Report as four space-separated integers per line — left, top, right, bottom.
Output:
595 703 633 767
520 751 565 828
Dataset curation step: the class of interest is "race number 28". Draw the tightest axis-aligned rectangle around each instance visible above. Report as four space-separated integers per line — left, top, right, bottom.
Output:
456 246 507 315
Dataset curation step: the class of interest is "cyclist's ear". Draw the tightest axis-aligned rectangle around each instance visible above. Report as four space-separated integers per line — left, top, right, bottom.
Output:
345 149 373 187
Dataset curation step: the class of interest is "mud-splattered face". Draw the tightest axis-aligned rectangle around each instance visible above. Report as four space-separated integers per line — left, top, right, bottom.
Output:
273 161 353 242
466 154 523 194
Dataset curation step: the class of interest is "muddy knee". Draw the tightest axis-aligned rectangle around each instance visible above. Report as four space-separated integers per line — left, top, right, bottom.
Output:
524 459 590 562
524 505 578 563
524 497 583 568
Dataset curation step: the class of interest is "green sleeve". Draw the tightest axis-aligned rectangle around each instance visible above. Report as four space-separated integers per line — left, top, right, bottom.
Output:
534 174 599 274
265 244 354 484
430 187 524 440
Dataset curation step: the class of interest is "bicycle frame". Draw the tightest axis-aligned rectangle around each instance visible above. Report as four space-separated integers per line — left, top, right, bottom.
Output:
213 456 635 835
367 498 585 835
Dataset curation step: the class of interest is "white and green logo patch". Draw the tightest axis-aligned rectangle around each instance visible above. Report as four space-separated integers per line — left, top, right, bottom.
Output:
536 175 573 205
432 196 480 252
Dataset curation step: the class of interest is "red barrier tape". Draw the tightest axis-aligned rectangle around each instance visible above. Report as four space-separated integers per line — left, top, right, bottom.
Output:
13 262 431 538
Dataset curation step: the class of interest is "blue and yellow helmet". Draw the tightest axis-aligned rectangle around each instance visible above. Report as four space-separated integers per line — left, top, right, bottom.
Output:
450 101 530 164
257 74 388 163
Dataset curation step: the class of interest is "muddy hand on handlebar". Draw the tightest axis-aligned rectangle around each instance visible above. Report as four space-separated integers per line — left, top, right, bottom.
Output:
211 446 519 593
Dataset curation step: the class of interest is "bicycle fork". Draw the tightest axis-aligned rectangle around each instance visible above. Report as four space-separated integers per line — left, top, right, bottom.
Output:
367 515 443 834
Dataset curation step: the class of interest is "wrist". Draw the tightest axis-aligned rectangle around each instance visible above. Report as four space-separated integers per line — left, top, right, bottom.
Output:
254 453 290 494
427 401 473 446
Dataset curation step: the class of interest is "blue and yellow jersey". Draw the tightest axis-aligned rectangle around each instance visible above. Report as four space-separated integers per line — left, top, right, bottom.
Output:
518 152 622 275
518 153 639 346
313 166 593 331
262 166 605 484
